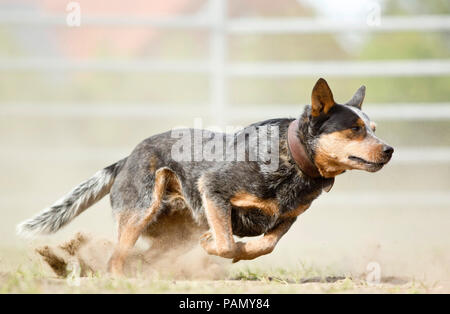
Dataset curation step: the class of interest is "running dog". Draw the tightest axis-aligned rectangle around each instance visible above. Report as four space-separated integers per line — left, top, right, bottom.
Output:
18 78 394 275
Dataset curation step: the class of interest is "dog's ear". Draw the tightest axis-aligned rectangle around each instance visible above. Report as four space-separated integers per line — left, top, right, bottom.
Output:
311 78 335 117
345 85 366 109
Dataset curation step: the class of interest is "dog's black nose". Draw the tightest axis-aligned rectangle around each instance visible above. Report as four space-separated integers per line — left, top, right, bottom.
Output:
383 145 394 156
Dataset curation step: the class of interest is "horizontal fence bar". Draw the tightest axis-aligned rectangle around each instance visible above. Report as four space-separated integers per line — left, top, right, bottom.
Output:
228 60 450 77
0 12 211 28
0 12 449 33
0 146 449 163
1 58 450 77
0 103 191 119
0 59 210 73
228 15 450 34
1 104 450 121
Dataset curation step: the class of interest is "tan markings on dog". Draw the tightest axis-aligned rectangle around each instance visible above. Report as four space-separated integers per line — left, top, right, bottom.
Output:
311 78 335 117
314 129 384 177
201 197 236 258
109 211 144 275
198 176 236 258
165 170 183 196
232 218 295 263
336 118 366 141
149 155 158 173
230 192 279 216
356 118 366 129
281 203 311 219
139 168 170 225
314 143 348 178
109 167 178 276
197 176 207 194
165 194 187 211
160 167 185 211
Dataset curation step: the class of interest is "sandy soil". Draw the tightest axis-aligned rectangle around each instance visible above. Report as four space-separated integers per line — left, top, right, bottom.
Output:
1 232 449 294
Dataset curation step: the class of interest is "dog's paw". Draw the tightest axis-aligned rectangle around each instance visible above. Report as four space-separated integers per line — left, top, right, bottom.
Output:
231 242 246 263
200 231 213 243
199 231 216 255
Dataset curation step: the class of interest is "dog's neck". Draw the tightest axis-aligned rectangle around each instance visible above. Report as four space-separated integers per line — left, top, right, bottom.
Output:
287 119 322 179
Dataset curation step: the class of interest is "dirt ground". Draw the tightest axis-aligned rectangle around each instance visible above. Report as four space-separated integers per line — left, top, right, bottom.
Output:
1 231 449 294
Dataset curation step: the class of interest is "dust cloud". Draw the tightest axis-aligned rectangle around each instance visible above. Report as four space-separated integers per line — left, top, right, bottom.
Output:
35 232 227 280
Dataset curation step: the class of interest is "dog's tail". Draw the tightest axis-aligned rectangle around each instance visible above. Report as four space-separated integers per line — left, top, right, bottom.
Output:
16 158 127 238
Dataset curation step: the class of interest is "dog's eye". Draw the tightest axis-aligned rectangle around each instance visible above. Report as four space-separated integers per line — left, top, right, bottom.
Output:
351 126 361 132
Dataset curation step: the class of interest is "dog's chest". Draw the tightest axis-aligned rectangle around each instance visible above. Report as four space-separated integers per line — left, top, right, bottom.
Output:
229 176 332 237
230 207 280 237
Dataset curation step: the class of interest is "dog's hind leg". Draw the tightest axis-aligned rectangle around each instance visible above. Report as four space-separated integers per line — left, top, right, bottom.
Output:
108 168 174 276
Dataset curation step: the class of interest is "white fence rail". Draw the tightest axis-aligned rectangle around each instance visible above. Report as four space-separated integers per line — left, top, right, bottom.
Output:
228 15 450 33
228 60 450 77
1 59 450 77
1 12 449 33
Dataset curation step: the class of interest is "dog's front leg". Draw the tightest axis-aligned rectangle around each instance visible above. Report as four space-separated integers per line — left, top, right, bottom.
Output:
231 218 295 263
199 192 238 259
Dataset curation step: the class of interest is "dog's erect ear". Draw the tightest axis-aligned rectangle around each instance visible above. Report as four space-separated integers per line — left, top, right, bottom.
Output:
345 85 366 109
311 78 335 117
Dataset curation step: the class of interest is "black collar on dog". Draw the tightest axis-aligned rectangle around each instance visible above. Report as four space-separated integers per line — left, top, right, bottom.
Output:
287 119 322 179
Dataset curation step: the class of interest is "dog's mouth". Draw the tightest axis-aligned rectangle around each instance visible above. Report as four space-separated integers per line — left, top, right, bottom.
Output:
348 156 387 167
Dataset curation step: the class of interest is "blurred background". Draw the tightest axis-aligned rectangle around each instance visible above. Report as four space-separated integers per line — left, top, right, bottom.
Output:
0 0 449 280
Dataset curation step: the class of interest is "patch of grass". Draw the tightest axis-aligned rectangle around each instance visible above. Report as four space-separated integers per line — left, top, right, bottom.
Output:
0 264 45 293
0 252 442 294
229 260 339 284
324 277 355 293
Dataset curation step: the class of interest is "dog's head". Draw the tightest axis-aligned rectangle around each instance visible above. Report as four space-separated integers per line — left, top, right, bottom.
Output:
302 78 393 178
